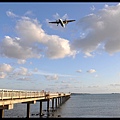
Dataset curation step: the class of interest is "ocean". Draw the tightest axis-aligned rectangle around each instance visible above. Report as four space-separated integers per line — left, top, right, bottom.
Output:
4 93 120 118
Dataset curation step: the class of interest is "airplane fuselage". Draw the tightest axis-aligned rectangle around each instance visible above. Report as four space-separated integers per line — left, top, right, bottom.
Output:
59 19 65 28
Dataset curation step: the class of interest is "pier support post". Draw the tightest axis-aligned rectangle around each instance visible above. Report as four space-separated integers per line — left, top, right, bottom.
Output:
0 104 14 118
0 109 4 118
27 103 30 118
60 97 62 105
24 101 36 118
58 97 60 107
52 98 54 110
39 100 42 116
47 99 49 111
55 98 57 109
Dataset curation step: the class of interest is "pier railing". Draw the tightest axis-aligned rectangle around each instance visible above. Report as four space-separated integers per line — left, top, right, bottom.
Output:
0 89 70 100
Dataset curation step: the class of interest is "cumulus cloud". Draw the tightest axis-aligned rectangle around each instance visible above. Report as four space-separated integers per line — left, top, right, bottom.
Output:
44 74 59 80
17 59 26 64
13 67 32 76
0 63 13 79
72 3 120 57
16 17 45 44
0 36 41 60
16 17 76 59
44 34 76 59
0 63 13 72
87 69 96 73
0 13 76 60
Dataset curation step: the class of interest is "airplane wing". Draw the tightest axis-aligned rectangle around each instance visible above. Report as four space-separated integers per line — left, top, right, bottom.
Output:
63 20 75 24
49 21 59 24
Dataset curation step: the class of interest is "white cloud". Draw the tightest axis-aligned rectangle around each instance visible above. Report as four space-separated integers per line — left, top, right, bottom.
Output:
0 14 76 60
32 69 80 78
52 13 69 20
0 63 13 72
87 69 96 73
84 52 94 58
44 34 76 59
0 35 41 60
6 11 18 18
13 67 32 76
24 10 34 16
72 3 120 57
0 63 13 79
16 17 45 44
44 74 59 80
17 59 26 64
0 72 7 79
104 4 109 8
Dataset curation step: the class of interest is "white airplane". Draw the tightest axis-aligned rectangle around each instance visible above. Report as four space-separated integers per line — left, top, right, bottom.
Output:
49 18 76 28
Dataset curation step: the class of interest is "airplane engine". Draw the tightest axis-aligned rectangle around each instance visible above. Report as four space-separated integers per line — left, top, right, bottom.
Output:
64 20 68 24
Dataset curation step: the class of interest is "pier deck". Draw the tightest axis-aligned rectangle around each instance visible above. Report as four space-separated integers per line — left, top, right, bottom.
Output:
0 89 71 118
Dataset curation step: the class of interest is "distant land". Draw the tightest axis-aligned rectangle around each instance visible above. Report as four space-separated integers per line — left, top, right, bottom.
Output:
71 93 120 95
71 93 91 95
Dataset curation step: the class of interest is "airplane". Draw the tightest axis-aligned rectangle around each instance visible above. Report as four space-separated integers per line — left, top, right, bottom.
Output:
49 18 76 28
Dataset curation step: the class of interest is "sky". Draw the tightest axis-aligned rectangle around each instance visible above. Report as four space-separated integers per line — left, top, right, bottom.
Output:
1 2 120 93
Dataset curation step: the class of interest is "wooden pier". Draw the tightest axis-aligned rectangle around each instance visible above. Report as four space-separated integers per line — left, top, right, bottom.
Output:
0 89 71 118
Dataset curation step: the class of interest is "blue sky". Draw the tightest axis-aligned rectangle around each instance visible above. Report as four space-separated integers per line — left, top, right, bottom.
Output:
0 2 120 93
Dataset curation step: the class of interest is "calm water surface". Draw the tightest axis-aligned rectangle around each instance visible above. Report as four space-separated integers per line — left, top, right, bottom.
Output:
4 93 120 118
